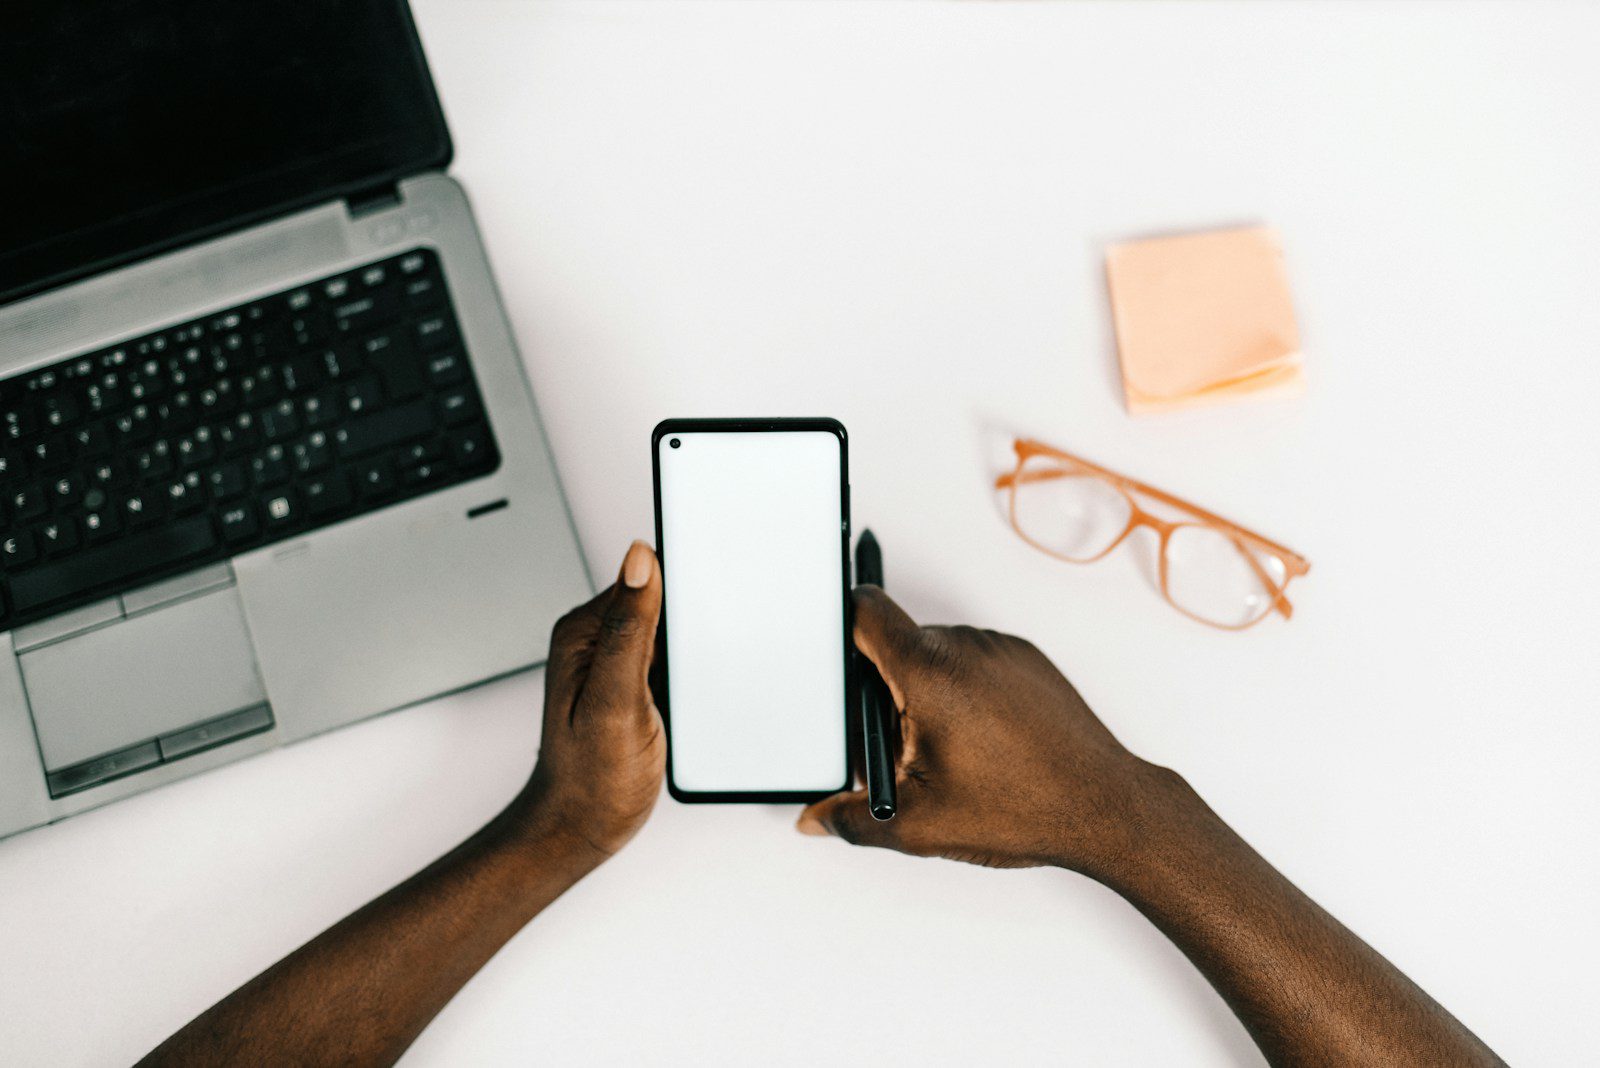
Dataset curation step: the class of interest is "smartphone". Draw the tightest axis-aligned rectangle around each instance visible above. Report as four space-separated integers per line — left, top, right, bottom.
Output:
652 418 852 803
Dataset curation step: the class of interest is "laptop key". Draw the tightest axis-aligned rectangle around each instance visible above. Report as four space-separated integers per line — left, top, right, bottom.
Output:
207 462 247 499
303 388 340 428
176 427 216 467
354 457 396 498
437 387 480 426
135 441 174 480
425 350 466 386
292 431 333 474
333 289 401 334
49 472 83 508
29 435 72 470
414 314 455 351
261 400 300 441
320 345 361 380
10 483 47 521
264 491 298 529
72 422 109 454
9 515 216 611
398 439 444 468
344 375 383 414
250 445 290 486
38 519 81 556
403 275 442 309
2 532 37 569
404 461 451 488
163 473 206 514
304 473 353 517
362 331 424 398
121 491 161 527
449 426 490 468
334 400 433 459
82 508 121 542
219 502 259 542
281 357 320 394
216 413 259 455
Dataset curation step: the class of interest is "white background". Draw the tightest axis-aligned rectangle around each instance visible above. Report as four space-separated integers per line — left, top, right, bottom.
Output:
3 2 1598 1064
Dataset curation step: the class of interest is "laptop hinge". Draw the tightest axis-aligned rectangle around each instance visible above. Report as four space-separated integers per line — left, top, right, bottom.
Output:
345 181 402 219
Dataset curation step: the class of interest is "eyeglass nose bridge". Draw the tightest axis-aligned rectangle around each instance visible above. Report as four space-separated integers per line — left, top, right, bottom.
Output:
1125 505 1177 535
1078 496 1178 563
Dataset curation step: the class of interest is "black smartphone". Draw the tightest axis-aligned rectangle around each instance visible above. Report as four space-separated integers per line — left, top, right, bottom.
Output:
651 418 852 803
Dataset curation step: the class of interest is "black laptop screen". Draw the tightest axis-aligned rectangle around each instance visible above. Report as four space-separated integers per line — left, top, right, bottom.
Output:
0 0 451 307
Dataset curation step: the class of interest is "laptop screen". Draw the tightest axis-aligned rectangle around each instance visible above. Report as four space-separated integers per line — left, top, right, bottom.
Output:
0 0 451 307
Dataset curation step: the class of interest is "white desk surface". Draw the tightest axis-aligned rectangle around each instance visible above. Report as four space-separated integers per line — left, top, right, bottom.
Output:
4 2 1597 1064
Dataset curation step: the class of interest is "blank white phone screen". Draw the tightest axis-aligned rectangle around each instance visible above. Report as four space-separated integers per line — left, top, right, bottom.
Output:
658 429 848 794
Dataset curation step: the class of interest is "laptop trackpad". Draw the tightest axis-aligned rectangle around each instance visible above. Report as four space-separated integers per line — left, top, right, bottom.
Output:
21 588 267 772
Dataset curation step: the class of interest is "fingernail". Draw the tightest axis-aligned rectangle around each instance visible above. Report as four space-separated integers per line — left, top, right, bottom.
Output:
622 540 653 589
796 814 827 836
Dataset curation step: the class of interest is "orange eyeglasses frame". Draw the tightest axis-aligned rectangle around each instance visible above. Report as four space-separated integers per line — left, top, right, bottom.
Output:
994 439 1311 630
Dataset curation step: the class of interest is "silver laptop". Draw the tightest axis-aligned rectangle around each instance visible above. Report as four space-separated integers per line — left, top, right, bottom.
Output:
0 2 591 839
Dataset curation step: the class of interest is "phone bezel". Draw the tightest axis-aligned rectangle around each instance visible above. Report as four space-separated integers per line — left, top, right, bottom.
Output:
651 417 853 804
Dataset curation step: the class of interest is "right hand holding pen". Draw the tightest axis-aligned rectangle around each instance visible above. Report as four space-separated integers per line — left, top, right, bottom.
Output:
798 586 1172 878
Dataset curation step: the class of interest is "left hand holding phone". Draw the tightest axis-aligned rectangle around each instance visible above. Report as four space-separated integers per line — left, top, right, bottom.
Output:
509 539 667 865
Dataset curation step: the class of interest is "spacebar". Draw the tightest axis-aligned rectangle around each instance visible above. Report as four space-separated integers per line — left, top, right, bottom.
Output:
10 517 218 611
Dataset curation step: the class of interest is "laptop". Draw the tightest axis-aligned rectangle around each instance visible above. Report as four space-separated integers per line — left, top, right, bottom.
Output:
0 1 591 839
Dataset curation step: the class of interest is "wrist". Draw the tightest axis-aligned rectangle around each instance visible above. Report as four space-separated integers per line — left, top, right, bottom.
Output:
481 793 612 885
1051 758 1211 889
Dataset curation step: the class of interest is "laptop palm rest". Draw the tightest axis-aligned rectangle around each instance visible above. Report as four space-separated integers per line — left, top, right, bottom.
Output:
19 587 271 797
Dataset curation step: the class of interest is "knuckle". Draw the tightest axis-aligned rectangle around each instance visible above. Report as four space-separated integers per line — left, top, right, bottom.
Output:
990 629 1039 656
831 815 865 847
550 605 593 649
919 627 970 676
947 624 990 646
599 606 644 643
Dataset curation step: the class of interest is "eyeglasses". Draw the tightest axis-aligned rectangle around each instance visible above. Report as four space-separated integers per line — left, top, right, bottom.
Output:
995 439 1310 630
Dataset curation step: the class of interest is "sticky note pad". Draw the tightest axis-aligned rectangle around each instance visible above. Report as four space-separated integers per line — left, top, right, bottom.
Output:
1106 225 1304 415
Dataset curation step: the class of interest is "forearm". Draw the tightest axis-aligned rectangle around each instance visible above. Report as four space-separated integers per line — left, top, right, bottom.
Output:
1089 766 1502 1068
139 804 601 1067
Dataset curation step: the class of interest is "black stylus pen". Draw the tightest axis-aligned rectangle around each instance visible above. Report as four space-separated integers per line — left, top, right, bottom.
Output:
854 530 897 821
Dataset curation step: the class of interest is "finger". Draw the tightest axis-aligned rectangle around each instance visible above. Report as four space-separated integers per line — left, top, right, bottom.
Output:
543 586 611 730
796 790 899 850
579 540 663 722
852 585 923 712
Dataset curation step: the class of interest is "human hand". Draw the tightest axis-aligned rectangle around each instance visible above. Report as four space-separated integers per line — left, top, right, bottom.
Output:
509 540 666 864
798 587 1170 876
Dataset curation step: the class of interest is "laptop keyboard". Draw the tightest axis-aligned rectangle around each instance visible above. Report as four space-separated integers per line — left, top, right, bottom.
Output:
0 248 500 632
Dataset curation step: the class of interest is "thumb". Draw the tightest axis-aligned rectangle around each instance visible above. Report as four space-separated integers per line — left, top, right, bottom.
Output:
581 541 662 719
852 585 923 712
797 789 898 850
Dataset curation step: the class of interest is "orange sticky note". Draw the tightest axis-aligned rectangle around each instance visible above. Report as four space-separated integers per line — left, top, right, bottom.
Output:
1106 225 1304 415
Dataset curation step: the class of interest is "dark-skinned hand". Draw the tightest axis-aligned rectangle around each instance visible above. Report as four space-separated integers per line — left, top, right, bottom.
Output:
798 585 1161 878
513 539 667 863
